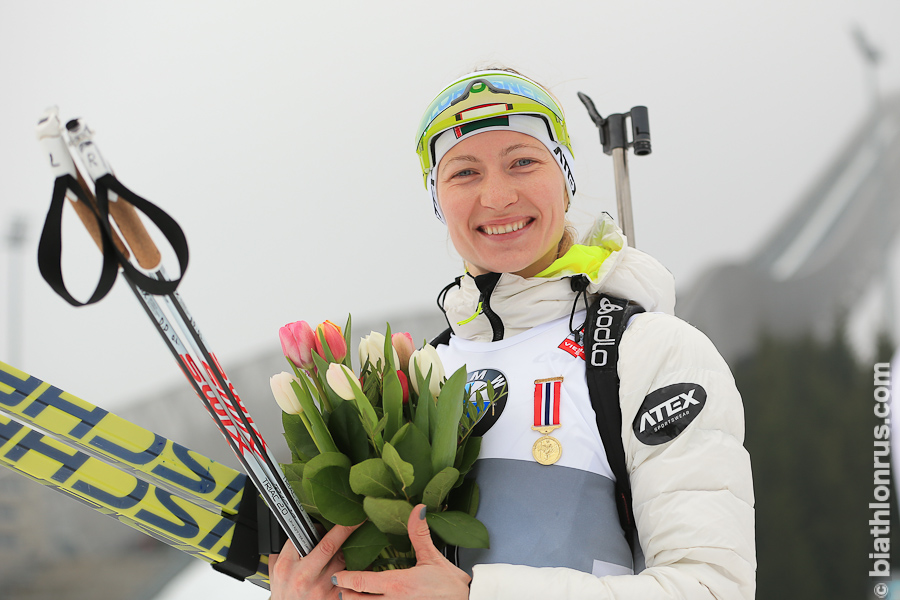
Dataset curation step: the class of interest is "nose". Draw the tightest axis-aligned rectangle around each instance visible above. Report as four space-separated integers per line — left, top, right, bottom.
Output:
480 171 517 211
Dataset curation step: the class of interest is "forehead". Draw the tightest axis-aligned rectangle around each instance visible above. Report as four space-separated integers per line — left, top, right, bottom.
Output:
441 130 549 163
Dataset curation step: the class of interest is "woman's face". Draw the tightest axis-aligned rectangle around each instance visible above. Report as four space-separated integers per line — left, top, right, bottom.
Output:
436 130 567 279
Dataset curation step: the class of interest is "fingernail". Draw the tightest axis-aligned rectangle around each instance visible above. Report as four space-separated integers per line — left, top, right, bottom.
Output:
332 575 338 585
419 506 427 520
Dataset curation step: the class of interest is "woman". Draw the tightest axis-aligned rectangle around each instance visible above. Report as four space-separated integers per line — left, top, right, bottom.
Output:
270 69 755 599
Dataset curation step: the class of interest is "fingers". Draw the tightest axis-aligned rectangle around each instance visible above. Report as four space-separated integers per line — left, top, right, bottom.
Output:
303 524 361 574
406 504 441 564
268 536 299 572
333 569 386 595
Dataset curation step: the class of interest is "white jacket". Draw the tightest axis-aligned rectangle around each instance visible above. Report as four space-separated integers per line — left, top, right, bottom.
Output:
438 217 756 600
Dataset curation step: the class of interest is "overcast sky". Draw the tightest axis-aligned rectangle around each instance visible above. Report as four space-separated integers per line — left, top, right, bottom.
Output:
3 0 899 406
1 1 899 597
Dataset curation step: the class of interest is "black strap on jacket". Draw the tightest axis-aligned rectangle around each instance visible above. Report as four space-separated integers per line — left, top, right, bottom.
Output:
583 293 644 545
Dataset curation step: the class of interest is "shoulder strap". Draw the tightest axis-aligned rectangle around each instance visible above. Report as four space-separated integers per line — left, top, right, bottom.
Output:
583 294 644 541
430 327 452 347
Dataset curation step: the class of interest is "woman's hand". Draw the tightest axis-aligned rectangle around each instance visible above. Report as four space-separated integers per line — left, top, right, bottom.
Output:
333 504 471 600
269 523 360 600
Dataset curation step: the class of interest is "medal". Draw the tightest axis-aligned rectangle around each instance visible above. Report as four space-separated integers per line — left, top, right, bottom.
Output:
532 377 564 465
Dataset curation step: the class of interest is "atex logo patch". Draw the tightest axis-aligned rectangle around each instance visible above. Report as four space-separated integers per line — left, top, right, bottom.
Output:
632 383 707 445
465 368 508 436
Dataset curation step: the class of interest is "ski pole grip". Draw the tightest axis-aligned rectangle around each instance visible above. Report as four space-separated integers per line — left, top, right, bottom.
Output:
65 118 162 270
106 199 162 270
75 172 131 259
36 110 130 258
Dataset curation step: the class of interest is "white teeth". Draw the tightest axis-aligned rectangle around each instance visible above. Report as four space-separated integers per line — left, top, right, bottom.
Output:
483 219 528 235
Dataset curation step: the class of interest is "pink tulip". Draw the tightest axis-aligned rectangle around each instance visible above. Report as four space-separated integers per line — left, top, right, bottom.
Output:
279 321 317 371
391 332 416 373
315 320 347 363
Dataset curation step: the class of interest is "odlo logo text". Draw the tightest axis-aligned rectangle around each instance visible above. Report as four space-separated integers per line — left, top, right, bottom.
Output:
632 383 707 445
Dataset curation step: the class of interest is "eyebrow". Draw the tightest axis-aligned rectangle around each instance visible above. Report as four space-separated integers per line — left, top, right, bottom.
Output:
444 143 545 166
500 143 544 157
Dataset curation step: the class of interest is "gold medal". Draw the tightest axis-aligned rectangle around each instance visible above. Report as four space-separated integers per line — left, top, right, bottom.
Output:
532 433 562 465
533 376 564 466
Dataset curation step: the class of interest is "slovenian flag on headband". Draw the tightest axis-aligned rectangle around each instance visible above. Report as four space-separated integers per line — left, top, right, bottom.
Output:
534 377 563 428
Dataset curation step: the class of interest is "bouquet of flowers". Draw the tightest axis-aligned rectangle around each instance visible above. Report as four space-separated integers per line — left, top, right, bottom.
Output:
270 317 496 570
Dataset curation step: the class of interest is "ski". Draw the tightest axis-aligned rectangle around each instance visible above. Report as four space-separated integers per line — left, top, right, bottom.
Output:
0 362 274 587
0 360 244 514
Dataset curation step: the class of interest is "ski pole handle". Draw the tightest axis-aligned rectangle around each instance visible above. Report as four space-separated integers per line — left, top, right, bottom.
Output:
65 118 162 270
35 109 130 258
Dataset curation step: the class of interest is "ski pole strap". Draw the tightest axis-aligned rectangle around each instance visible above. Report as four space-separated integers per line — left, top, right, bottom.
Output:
93 173 189 295
37 172 189 306
583 293 644 540
212 476 287 581
38 175 119 306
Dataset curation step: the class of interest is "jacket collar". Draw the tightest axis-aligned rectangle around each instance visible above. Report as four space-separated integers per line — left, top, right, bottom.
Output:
439 216 676 342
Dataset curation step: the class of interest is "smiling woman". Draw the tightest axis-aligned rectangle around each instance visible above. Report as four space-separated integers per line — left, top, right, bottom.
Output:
436 129 569 278
269 68 756 600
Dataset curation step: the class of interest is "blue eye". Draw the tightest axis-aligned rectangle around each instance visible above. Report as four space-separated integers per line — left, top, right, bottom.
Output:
515 158 534 167
453 169 474 178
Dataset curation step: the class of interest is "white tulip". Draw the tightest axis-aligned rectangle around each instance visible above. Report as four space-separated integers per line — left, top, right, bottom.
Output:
270 372 303 414
326 363 359 401
409 344 445 398
358 331 401 372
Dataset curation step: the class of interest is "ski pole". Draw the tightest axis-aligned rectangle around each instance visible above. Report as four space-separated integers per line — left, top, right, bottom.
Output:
62 117 318 553
35 111 318 556
576 94 651 248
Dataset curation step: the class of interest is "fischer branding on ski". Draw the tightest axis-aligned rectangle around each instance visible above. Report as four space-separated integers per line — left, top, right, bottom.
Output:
0 360 243 513
0 364 273 587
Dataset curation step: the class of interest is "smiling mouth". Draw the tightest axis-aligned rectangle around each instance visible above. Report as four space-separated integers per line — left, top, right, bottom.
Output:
480 218 532 236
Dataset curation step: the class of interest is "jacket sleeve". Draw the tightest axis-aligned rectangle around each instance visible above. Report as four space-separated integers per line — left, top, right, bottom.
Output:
468 313 756 600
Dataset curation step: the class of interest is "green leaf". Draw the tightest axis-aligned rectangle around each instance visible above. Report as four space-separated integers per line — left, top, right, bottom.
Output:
382 442 415 494
307 463 366 526
455 436 481 477
382 367 403 442
426 510 489 549
289 480 319 517
341 521 389 571
281 461 304 484
431 367 467 474
363 497 414 536
422 467 459 511
385 532 412 553
413 365 431 439
343 365 380 437
342 314 354 370
390 423 433 499
291 378 339 454
303 451 351 480
328 400 370 464
349 458 398 498
382 323 396 372
282 412 319 462
447 479 479 518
